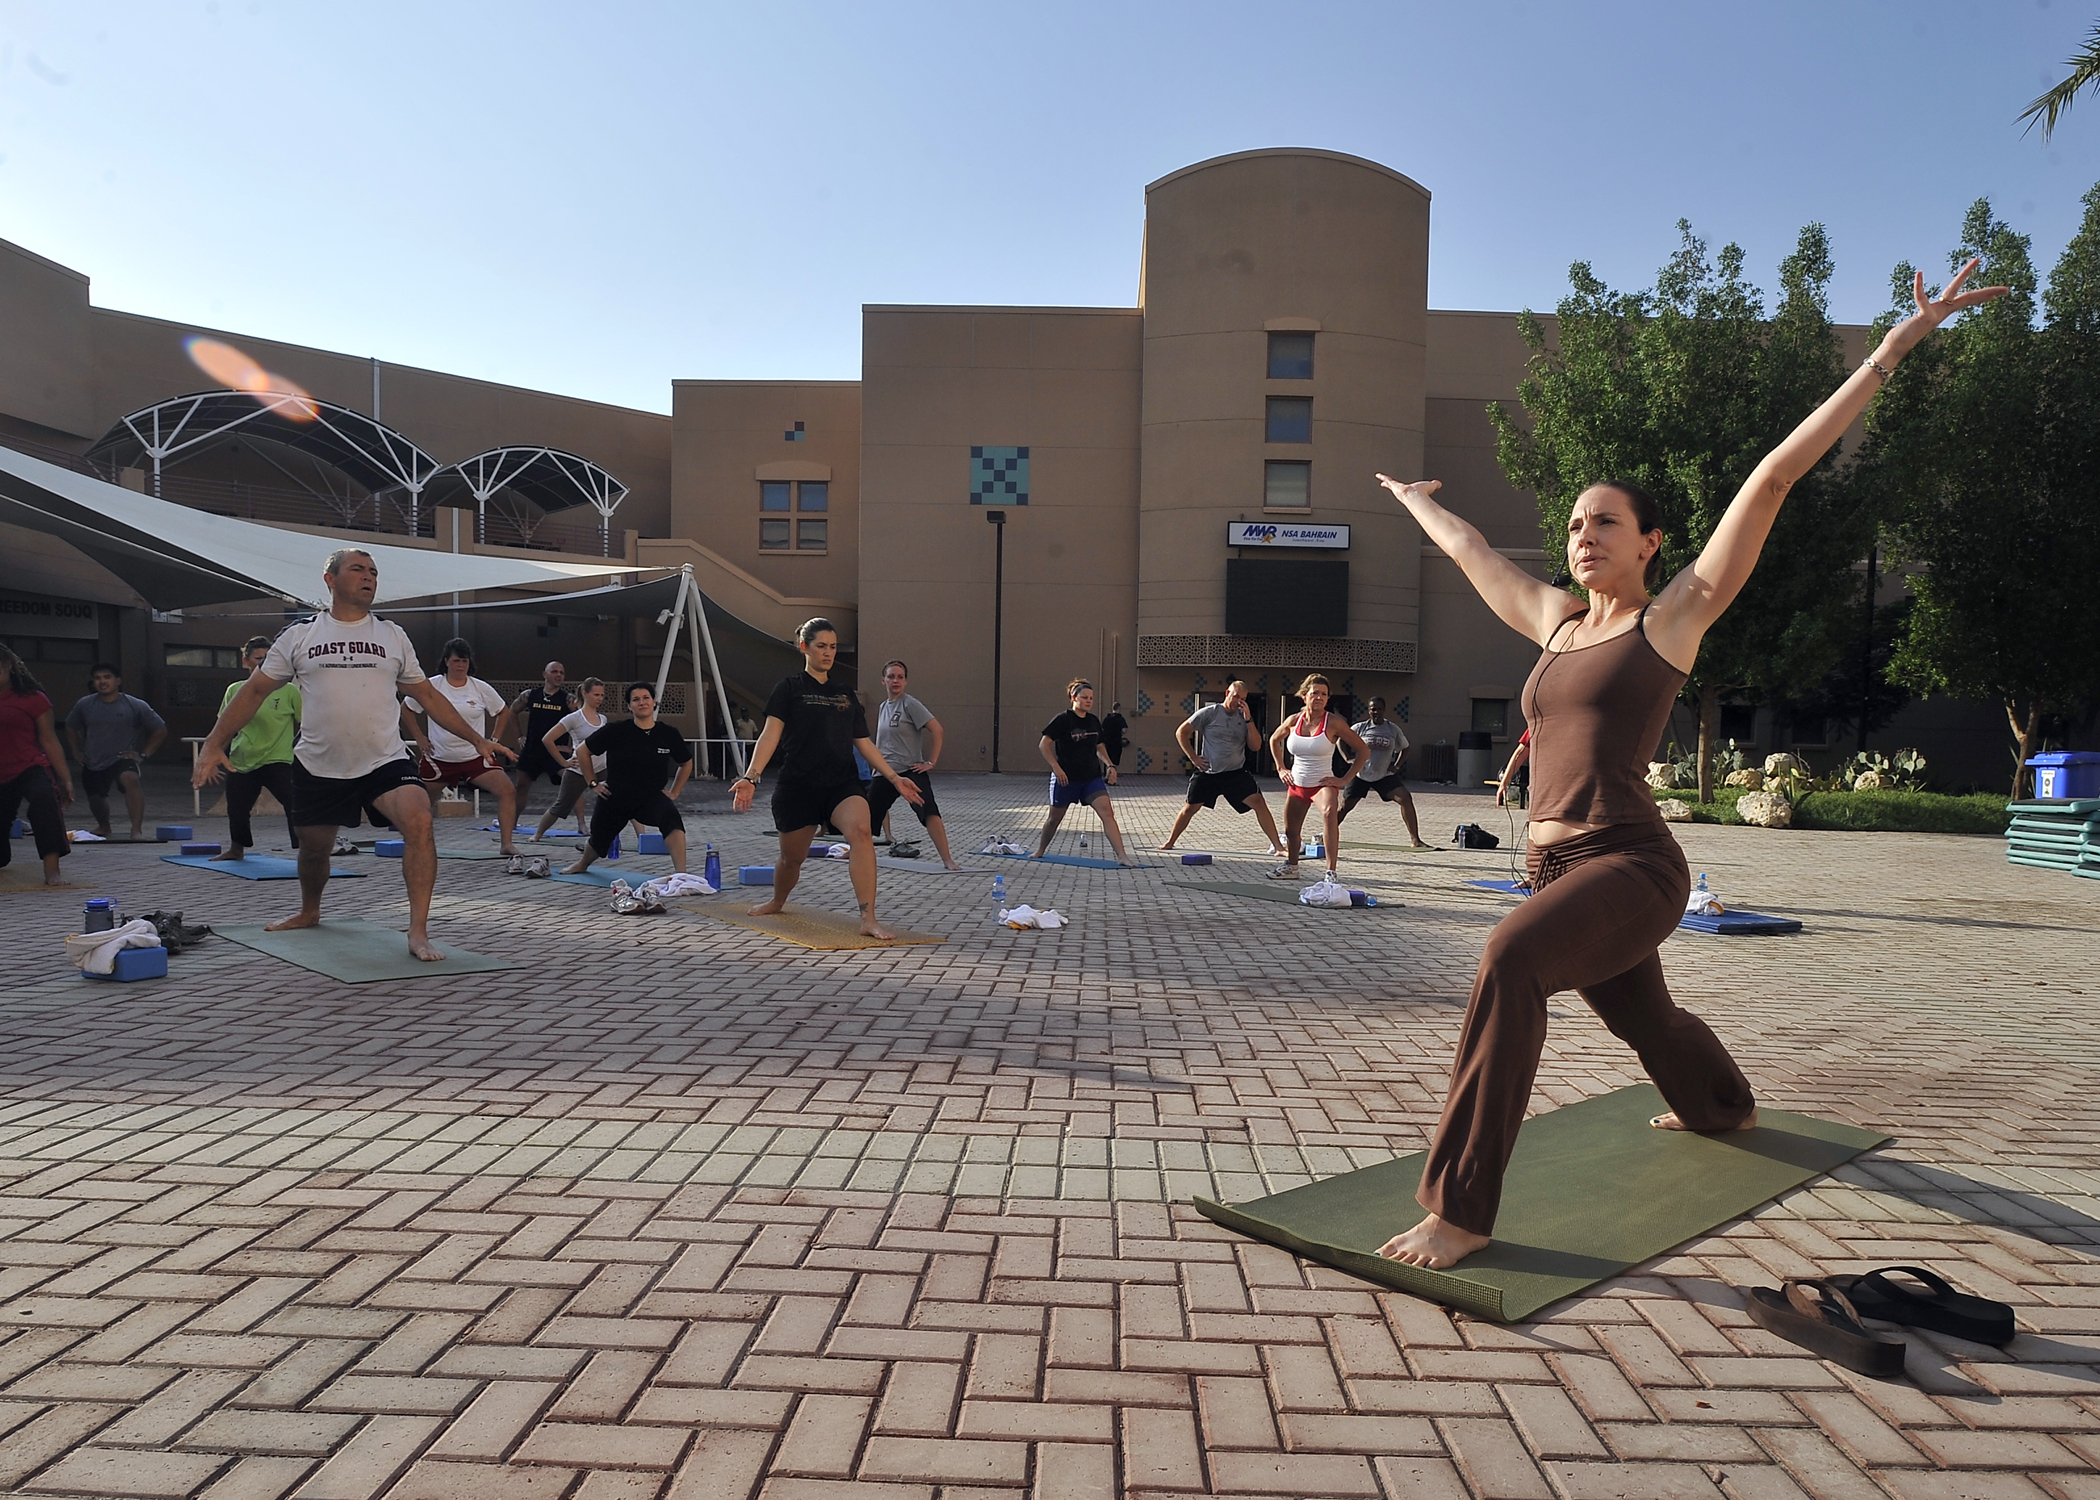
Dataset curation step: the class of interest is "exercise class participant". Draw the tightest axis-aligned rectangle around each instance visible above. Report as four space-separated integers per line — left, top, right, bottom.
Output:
65 664 166 841
733 619 920 937
211 636 301 860
531 676 607 842
1035 679 1134 866
1265 674 1367 880
0 643 73 886
1102 702 1129 769
1497 728 1532 808
562 681 691 876
1372 260 2007 1271
866 660 964 870
402 638 520 856
507 661 572 810
195 548 517 962
1158 680 1287 857
1337 696 1428 847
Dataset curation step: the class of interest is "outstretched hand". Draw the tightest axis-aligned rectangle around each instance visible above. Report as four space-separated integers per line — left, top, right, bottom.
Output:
1889 257 2010 352
1376 475 1441 505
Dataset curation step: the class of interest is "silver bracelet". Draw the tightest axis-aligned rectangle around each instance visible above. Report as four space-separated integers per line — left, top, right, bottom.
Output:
1863 355 1893 383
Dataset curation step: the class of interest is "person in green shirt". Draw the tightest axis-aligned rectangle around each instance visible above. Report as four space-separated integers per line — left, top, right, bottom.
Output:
211 635 302 860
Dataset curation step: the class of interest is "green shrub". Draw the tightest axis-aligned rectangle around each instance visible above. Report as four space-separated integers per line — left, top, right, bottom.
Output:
1653 786 2009 835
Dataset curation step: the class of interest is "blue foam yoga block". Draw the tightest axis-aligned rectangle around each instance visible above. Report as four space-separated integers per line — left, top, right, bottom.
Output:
375 839 405 858
637 832 667 855
154 825 193 842
738 865 774 886
10 818 26 838
81 947 168 982
1180 853 1212 865
180 842 220 857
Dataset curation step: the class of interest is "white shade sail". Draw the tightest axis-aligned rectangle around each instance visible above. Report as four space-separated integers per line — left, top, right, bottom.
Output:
0 443 629 611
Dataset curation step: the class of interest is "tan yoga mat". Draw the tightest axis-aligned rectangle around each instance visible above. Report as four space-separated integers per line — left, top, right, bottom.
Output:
695 904 946 950
0 866 94 892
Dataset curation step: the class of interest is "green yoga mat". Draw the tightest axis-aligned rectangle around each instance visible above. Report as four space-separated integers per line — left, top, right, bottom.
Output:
1193 1084 1887 1322
1167 880 1398 908
215 918 515 983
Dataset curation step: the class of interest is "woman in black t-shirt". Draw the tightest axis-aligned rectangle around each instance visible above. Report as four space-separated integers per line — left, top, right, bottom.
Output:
1034 678 1134 865
732 618 923 939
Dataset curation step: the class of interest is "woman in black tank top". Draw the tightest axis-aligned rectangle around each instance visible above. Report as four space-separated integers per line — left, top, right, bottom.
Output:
1357 261 2007 1272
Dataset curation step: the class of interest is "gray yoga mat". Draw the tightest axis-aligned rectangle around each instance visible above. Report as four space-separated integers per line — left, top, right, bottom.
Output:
215 919 515 983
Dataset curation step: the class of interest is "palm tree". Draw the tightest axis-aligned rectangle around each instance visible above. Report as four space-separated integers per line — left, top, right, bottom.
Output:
2020 21 2100 141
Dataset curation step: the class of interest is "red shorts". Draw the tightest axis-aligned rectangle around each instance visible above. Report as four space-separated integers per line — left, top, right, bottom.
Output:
421 755 500 789
1287 782 1328 805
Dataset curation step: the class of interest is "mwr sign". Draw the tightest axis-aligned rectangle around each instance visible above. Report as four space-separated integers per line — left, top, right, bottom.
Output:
1227 522 1349 549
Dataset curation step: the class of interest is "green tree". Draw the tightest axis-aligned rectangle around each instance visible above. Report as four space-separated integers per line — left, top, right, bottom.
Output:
1865 192 2100 796
1488 223 1875 802
2019 21 2100 141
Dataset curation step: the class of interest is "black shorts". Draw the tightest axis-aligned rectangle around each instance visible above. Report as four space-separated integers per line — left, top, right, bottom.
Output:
1186 767 1261 813
589 791 683 855
866 769 940 827
291 755 422 830
81 762 138 798
772 777 866 834
515 748 564 785
1345 772 1409 805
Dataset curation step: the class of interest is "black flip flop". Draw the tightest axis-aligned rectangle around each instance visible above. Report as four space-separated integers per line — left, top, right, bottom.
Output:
1826 1266 2015 1347
1744 1279 1907 1377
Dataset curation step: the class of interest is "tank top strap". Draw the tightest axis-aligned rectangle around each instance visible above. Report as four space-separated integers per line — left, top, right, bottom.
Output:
1546 610 1583 650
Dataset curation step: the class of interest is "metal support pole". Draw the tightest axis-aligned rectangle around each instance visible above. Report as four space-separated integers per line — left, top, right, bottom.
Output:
686 569 743 777
988 509 1006 773
1857 543 1877 755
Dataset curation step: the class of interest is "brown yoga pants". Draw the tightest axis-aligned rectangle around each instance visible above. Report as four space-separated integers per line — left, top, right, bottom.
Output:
1417 820 1756 1236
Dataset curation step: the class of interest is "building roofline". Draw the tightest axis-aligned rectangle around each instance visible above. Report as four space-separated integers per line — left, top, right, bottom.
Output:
1146 148 1430 200
671 379 862 388
0 236 90 284
862 304 1140 316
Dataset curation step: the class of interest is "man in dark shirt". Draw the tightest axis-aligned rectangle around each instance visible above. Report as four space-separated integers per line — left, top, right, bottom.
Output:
730 618 921 939
1102 702 1129 767
507 661 573 808
562 681 691 876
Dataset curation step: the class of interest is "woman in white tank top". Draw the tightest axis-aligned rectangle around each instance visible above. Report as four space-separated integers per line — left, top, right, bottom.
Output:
1264 673 1369 880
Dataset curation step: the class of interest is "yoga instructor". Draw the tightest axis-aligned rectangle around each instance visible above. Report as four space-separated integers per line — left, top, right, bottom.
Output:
1375 259 2006 1270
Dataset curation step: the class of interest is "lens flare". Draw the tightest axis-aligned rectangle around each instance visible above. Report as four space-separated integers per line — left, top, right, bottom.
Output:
184 336 319 421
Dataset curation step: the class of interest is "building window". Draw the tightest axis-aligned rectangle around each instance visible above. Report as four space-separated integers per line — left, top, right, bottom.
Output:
1264 460 1310 510
1265 396 1312 444
1268 331 1314 380
759 480 831 551
1471 698 1509 737
166 645 242 669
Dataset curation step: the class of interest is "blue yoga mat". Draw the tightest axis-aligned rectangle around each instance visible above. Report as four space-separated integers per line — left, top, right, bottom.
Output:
162 854 365 880
985 851 1155 871
1466 878 1531 895
1680 910 1802 936
551 868 625 888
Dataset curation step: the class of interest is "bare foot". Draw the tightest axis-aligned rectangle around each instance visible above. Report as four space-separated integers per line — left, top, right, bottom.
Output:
1158 842 1177 851
210 848 245 862
944 862 964 871
265 909 323 933
1410 842 1431 850
560 860 591 875
1378 1213 1491 1269
748 898 787 916
408 932 444 962
859 915 895 940
1651 1108 1760 1132
499 845 519 857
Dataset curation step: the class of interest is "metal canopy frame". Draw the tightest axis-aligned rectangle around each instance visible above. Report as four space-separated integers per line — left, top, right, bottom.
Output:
426 446 630 556
651 564 745 778
86 391 444 534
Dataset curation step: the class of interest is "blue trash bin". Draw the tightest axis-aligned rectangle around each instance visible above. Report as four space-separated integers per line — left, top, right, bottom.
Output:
2027 752 2100 801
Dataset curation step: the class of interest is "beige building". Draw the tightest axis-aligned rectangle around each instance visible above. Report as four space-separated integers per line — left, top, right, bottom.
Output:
5 146 2001 784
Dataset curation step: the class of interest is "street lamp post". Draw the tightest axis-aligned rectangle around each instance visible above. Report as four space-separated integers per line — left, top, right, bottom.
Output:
988 508 1007 772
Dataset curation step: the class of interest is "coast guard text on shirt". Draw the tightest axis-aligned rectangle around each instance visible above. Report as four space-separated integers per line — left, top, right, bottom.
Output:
305 638 395 663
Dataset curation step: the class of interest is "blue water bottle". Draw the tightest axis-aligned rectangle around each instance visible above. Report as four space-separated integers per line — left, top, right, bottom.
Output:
992 874 1006 922
83 896 116 934
704 843 721 889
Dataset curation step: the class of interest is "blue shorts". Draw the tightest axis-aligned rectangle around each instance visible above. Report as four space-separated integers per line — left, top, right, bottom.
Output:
1050 774 1109 807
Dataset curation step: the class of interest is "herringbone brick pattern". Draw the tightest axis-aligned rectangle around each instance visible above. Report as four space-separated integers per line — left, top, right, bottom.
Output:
0 773 2093 1497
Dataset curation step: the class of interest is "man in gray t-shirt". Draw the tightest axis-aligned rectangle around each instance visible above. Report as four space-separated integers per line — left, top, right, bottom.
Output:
1338 695 1426 846
1160 680 1287 856
64 665 167 840
864 660 962 869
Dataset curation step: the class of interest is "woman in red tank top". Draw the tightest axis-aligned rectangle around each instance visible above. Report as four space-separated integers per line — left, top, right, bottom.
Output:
1365 260 2007 1271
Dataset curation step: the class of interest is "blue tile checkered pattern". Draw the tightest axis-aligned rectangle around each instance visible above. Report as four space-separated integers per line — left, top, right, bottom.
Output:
970 446 1029 505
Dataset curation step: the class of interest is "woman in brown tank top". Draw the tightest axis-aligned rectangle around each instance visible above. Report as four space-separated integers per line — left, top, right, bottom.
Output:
1368 259 2008 1271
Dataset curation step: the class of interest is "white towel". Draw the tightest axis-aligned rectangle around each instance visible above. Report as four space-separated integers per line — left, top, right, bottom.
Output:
997 904 1068 930
639 872 719 900
979 838 1029 856
64 918 162 975
821 842 852 859
1684 889 1725 916
1299 878 1354 908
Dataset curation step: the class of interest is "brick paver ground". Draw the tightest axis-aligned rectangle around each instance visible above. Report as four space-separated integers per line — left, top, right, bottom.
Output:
1 770 2095 1498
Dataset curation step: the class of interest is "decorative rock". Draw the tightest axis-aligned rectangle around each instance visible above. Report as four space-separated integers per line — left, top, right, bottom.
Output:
1737 790 1793 828
1645 763 1677 790
1657 798 1693 823
1762 753 1804 779
1723 768 1764 790
1852 769 1884 790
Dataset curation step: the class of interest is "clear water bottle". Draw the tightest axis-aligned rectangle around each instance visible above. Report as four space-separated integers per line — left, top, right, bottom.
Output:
704 844 721 889
992 874 1006 921
1695 872 1709 893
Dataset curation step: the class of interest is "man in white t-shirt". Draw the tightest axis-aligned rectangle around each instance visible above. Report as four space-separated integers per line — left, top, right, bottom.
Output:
192 548 517 961
1337 695 1428 847
401 637 519 856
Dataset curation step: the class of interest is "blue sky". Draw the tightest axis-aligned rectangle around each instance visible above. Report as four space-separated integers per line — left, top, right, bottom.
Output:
3 1 2094 412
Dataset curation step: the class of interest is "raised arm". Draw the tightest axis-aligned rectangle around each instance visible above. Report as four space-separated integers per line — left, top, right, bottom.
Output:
1650 258 2008 653
1376 477 1577 645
